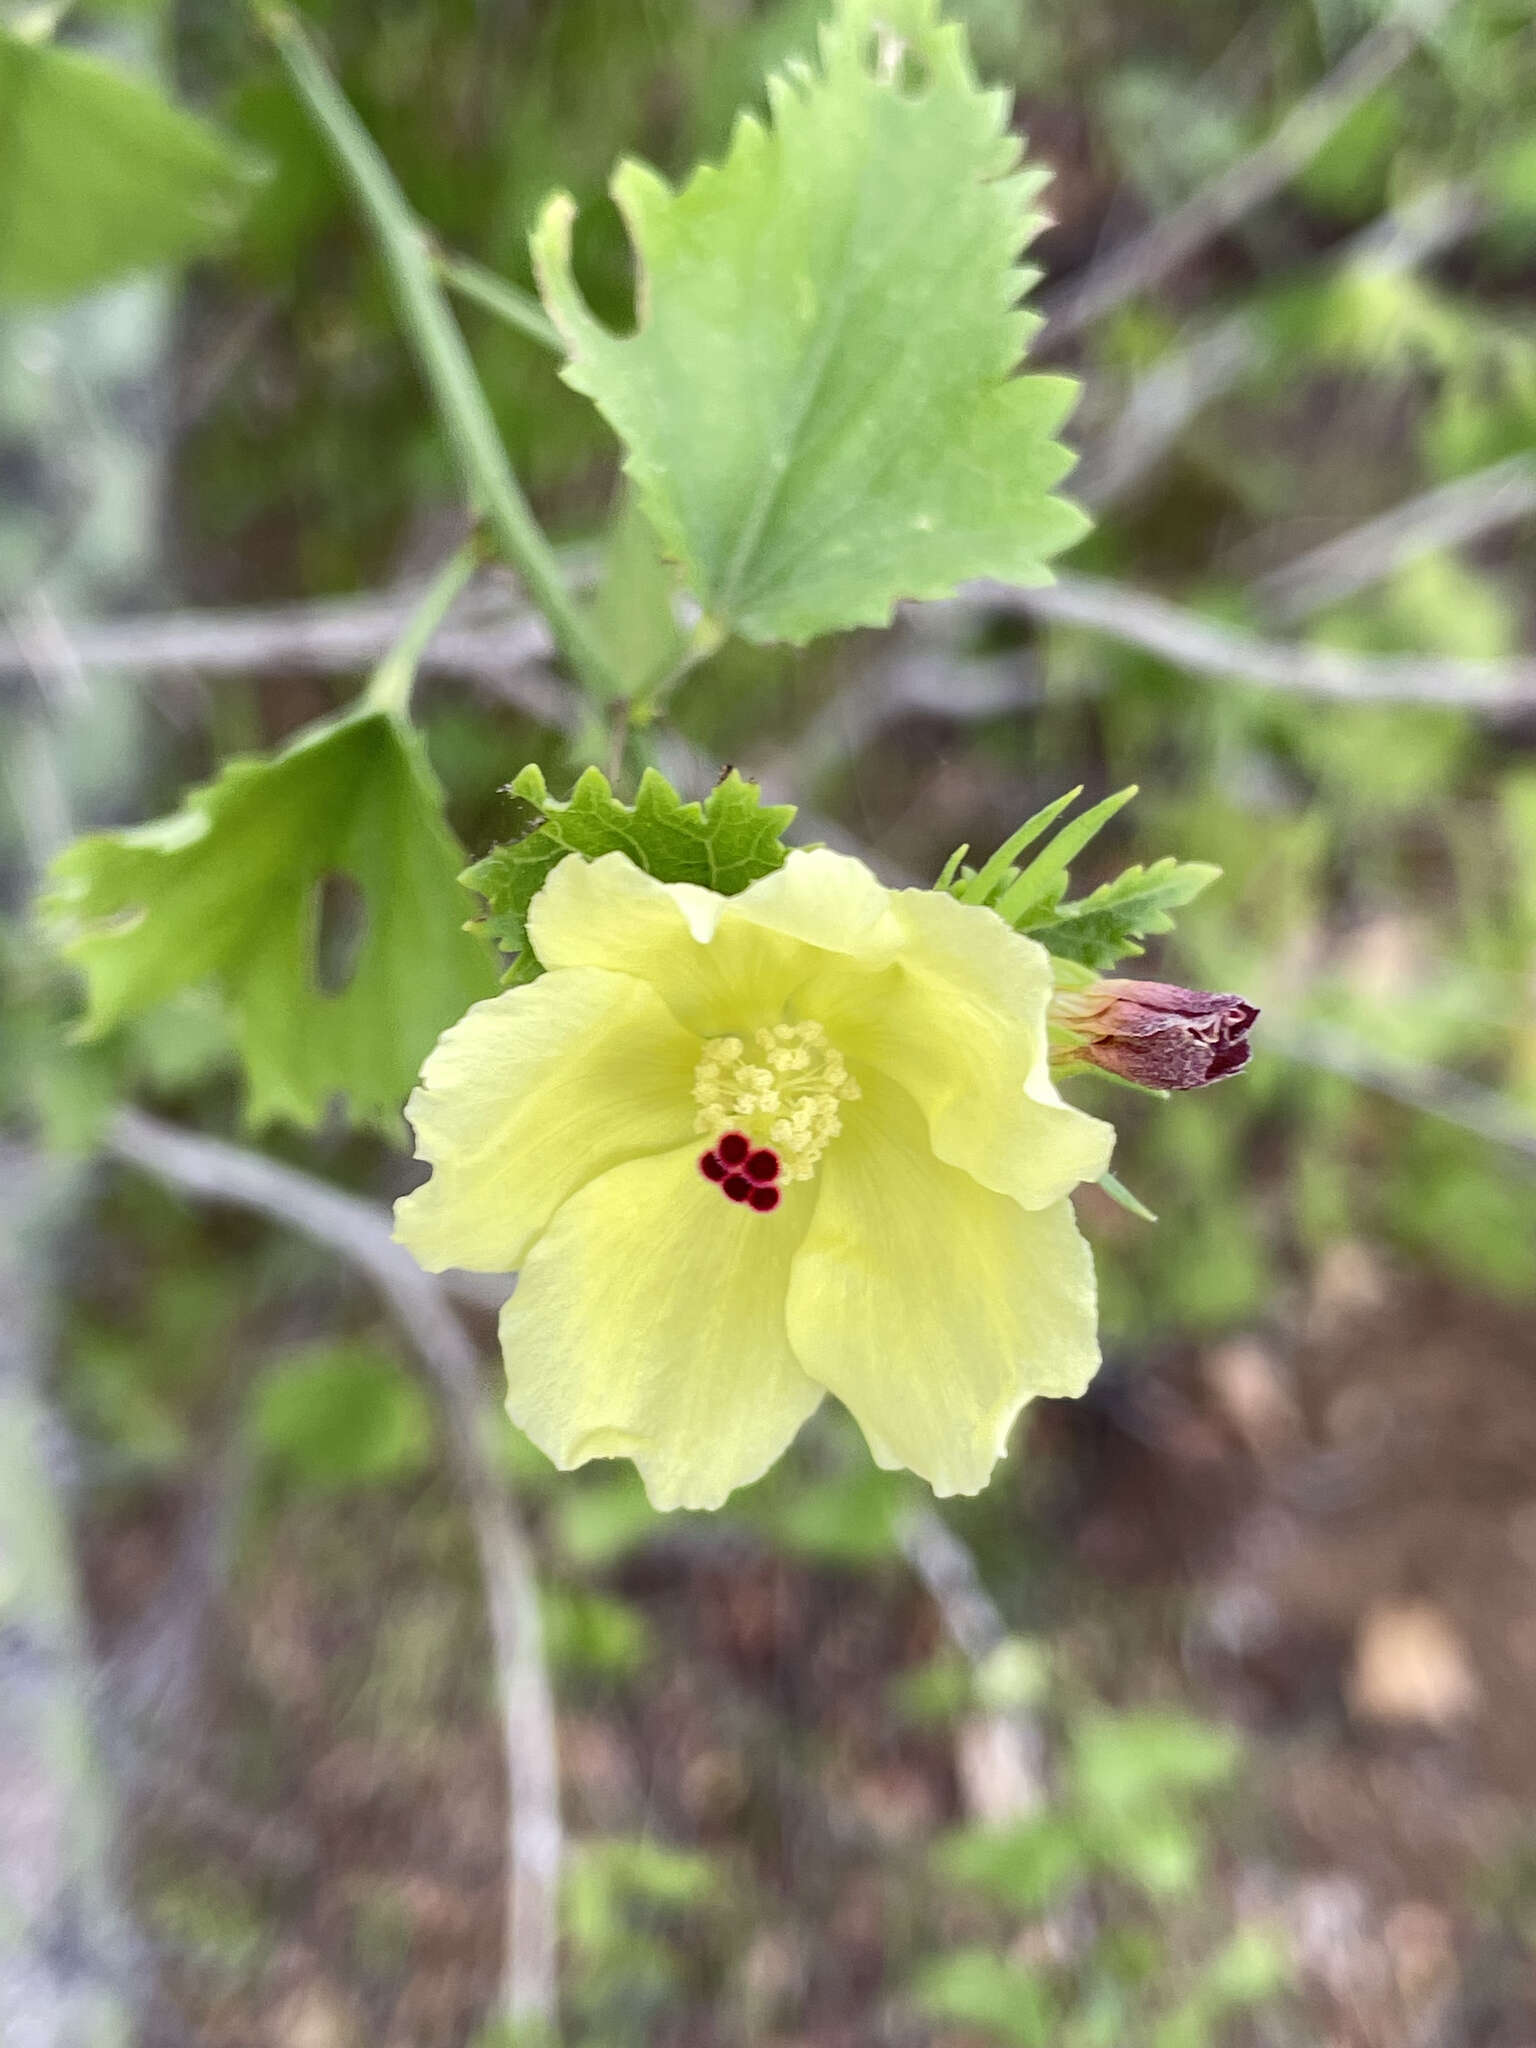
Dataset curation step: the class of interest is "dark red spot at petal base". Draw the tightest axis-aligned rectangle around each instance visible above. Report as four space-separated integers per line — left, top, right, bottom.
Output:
744 1147 780 1184
722 1174 753 1203
716 1130 751 1166
747 1183 781 1213
699 1150 727 1183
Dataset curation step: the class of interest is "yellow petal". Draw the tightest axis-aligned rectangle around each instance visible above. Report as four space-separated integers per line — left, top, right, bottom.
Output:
500 1146 823 1509
395 967 699 1273
786 1072 1100 1496
805 887 1114 1208
526 847 904 1038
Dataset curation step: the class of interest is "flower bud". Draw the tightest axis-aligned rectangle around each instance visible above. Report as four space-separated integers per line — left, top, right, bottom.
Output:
1051 979 1257 1090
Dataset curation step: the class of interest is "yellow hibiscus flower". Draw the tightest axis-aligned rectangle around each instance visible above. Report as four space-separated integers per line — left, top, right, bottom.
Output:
394 847 1115 1510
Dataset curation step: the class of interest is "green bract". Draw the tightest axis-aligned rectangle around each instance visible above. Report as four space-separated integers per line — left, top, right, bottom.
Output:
1026 858 1223 971
464 764 797 986
0 25 260 305
943 787 1220 970
41 708 496 1132
531 0 1086 647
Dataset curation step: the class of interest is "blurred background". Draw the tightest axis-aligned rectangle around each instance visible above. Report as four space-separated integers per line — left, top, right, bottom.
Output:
3 1 1536 2043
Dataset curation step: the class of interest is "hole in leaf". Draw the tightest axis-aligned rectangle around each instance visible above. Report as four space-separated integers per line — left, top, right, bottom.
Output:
571 193 638 337
894 43 930 93
312 871 368 996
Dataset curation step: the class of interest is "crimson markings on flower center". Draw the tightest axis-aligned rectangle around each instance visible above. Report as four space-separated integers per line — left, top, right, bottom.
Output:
697 1131 783 1212
692 1020 860 1211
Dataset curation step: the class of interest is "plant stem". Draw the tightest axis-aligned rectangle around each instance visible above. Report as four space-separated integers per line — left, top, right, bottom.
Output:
257 5 621 703
362 538 483 722
437 248 563 355
604 695 631 787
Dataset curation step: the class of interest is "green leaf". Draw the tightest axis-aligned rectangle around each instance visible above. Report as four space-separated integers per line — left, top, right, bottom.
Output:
552 1469 662 1568
947 785 1135 929
1024 858 1222 969
41 708 497 1132
992 784 1138 926
753 1464 911 1563
1094 1807 1204 1900
935 1816 1088 1912
0 26 260 304
248 1341 434 1491
540 1588 652 1679
1070 1710 1241 1817
464 764 796 984
932 841 970 891
950 786 1081 905
530 0 1087 647
972 1634 1051 1712
888 1647 972 1724
1194 1927 1290 2010
942 792 1219 972
910 1948 1059 2047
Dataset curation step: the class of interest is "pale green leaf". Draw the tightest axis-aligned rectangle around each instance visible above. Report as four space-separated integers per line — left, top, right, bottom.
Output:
552 1470 662 1568
41 709 497 1132
935 1816 1088 1911
464 763 797 984
992 784 1138 925
0 26 260 304
751 1465 913 1564
1070 1710 1241 1817
1193 1927 1291 2011
531 0 1087 646
911 1948 1059 2047
945 790 1217 965
1093 1808 1204 1899
540 1588 652 1679
248 1341 434 1491
932 841 969 891
1022 857 1222 969
948 784 1138 920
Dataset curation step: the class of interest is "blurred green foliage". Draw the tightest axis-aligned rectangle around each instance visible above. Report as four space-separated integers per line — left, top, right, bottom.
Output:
248 1337 435 1490
0 19 258 305
916 1705 1289 2046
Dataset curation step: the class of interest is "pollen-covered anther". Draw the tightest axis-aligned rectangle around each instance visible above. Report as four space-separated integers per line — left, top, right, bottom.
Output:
693 1020 860 1184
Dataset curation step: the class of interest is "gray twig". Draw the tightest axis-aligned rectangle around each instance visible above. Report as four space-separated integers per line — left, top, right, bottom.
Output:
0 1150 139 2048
1252 454 1536 625
1267 1019 1536 1168
13 542 1536 735
966 571 1536 710
103 1109 562 2037
0 581 575 726
1041 0 1455 343
897 1505 1049 1819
